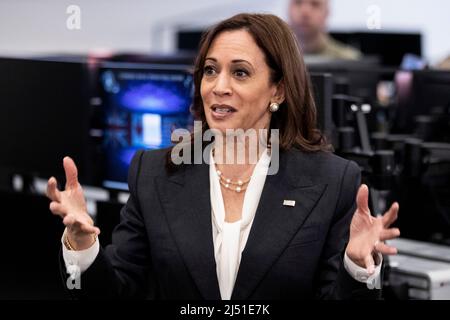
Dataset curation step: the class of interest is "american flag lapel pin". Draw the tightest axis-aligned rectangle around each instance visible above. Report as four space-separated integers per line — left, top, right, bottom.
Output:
283 200 296 207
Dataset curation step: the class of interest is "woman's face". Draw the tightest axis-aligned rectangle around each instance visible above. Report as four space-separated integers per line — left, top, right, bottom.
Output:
201 29 282 134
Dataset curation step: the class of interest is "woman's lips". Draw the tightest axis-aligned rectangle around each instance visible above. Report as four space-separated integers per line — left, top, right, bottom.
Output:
210 104 237 120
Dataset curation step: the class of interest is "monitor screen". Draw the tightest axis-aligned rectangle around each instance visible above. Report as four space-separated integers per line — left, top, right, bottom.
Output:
307 60 398 107
329 31 422 67
395 70 450 134
310 73 334 139
0 57 92 183
99 62 194 190
177 29 204 52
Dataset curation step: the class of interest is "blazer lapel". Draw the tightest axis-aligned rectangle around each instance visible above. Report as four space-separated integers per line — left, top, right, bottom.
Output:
156 150 327 300
231 151 327 300
156 163 221 300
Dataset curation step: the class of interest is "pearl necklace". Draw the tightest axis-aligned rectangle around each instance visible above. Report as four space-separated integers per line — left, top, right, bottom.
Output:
216 169 251 193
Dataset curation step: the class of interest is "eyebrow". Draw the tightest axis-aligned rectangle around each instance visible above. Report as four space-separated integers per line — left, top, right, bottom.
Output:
205 57 253 67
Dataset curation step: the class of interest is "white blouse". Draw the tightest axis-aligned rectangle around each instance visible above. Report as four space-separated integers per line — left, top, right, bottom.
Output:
209 149 271 300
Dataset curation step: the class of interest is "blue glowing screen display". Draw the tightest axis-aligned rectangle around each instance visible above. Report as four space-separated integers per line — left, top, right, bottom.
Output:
100 64 194 188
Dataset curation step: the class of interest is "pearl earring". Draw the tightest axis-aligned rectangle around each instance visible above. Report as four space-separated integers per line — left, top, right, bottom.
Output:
269 102 279 113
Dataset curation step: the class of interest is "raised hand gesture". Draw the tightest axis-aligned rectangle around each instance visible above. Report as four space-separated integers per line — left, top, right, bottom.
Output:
346 184 400 274
46 157 100 250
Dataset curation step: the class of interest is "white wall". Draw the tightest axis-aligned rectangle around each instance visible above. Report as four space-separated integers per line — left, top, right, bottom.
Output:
0 0 270 56
0 0 449 64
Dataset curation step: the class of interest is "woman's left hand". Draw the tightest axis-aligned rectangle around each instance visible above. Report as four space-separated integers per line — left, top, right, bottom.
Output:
345 184 400 274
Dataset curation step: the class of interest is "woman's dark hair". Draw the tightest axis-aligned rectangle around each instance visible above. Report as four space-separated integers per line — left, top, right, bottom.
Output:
167 13 330 171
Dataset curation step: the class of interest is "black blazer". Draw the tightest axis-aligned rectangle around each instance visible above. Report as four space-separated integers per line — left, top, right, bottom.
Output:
66 148 380 299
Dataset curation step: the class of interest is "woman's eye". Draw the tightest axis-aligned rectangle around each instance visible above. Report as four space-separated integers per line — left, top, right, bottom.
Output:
234 69 249 78
203 66 216 76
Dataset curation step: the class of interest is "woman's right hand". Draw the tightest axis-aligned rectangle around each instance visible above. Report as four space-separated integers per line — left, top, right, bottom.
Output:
46 156 100 250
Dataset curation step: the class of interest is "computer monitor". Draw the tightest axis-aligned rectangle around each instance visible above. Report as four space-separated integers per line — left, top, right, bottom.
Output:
0 57 93 185
106 52 197 66
411 70 450 114
306 59 394 104
309 73 334 140
330 31 422 67
98 62 194 190
177 29 204 53
395 70 450 134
